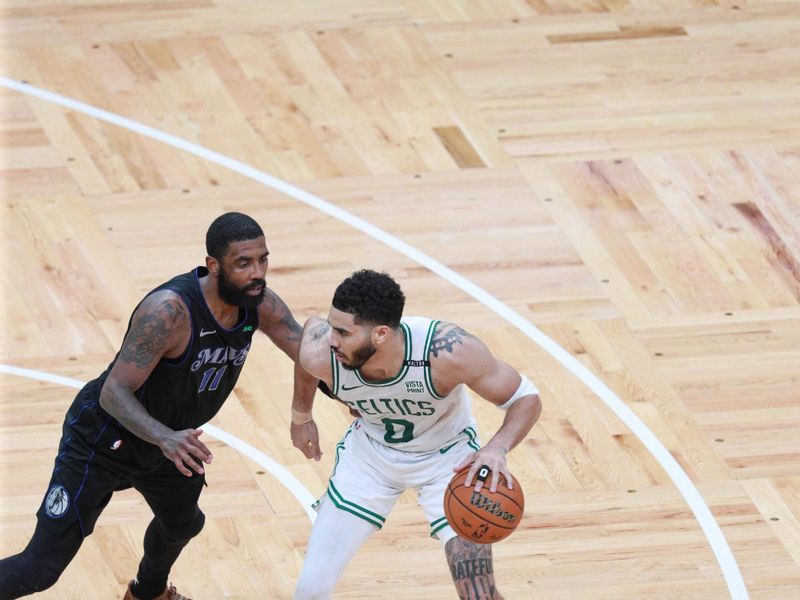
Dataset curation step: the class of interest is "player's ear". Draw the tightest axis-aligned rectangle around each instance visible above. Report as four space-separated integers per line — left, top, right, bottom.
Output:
206 255 219 277
373 324 392 346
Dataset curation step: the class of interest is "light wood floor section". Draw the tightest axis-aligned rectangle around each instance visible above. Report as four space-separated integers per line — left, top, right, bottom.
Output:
1 1 799 598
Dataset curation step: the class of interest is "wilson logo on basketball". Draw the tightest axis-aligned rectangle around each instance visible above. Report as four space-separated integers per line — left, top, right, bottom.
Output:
469 491 518 523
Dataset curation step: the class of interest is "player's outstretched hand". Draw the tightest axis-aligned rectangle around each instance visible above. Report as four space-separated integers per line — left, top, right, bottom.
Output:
291 420 322 461
160 428 213 477
454 446 512 493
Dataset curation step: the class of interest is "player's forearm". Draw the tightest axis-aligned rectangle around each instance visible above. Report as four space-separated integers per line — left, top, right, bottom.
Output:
484 395 541 453
292 359 318 413
100 380 172 447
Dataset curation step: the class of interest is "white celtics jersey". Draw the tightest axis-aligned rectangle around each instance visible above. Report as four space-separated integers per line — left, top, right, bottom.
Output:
330 317 477 453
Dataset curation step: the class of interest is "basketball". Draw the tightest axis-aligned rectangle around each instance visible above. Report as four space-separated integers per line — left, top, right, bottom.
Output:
443 467 524 544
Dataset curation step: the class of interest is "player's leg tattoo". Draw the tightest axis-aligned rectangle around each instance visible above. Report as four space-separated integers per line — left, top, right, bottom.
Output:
445 536 503 600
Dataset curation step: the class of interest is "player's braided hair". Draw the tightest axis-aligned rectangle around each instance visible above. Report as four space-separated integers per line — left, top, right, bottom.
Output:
333 269 405 329
206 212 264 260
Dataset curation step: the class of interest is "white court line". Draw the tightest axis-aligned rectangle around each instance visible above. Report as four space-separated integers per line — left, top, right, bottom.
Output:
0 364 318 522
0 76 748 599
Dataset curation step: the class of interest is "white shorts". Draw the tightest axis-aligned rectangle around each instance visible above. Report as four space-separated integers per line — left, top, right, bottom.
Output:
320 418 481 544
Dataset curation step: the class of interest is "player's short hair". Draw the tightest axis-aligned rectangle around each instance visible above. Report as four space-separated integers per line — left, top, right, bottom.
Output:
333 269 405 329
206 212 264 260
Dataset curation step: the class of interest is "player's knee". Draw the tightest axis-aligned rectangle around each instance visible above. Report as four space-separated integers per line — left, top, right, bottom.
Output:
162 508 205 542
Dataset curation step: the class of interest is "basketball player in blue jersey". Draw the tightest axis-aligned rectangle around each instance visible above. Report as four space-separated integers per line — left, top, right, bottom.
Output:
0 213 319 600
290 269 542 600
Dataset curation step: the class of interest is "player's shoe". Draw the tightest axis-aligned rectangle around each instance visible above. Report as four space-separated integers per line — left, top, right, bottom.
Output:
123 580 191 600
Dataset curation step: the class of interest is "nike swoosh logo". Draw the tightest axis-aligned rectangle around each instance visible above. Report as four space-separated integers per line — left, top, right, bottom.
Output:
341 384 363 391
199 329 217 337
439 442 458 454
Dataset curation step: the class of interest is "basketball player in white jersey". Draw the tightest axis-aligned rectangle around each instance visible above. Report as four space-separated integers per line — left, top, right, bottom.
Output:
290 270 542 599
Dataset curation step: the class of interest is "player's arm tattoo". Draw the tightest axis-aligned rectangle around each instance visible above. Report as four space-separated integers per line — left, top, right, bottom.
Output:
445 537 502 600
429 322 475 358
263 288 302 343
279 313 303 342
119 298 186 368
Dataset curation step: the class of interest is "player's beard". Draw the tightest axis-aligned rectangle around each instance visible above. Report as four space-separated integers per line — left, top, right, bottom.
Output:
337 340 377 371
217 266 266 308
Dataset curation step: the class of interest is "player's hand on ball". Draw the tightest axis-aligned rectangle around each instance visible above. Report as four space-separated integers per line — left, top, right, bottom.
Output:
444 467 524 543
454 445 512 493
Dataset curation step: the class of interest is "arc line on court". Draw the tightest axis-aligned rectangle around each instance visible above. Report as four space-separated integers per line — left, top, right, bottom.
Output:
0 364 318 522
0 76 748 599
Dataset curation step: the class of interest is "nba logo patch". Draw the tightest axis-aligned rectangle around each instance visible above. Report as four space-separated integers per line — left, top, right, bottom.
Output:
110 439 123 451
45 484 69 518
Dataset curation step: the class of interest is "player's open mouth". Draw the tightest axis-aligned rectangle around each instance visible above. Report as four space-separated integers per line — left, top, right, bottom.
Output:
247 285 263 295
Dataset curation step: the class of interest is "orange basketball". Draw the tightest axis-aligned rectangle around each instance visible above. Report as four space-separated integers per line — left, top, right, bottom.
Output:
443 467 524 544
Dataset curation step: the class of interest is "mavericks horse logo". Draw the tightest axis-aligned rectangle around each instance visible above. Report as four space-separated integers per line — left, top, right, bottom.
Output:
45 484 70 518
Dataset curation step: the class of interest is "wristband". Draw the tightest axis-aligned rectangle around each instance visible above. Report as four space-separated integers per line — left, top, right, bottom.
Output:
291 408 313 425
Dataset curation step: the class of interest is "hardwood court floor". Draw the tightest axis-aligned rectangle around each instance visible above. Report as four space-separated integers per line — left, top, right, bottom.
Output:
1 1 799 598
